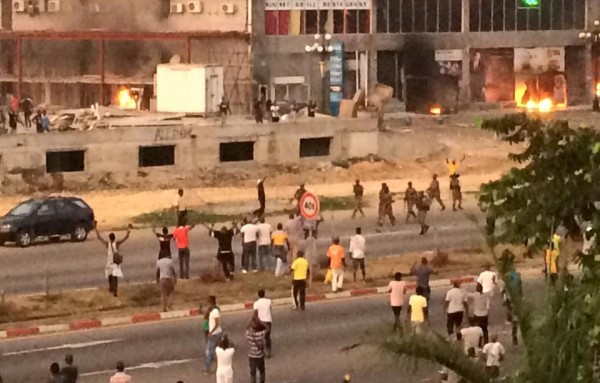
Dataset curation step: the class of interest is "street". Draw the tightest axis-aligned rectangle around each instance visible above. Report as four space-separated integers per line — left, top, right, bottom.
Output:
0 203 484 294
0 277 534 383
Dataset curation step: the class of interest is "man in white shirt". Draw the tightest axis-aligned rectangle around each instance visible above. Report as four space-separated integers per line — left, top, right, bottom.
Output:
204 295 222 373
444 281 468 340
284 213 303 261
173 188 187 224
253 289 273 358
482 335 505 379
240 217 259 273
109 361 132 383
469 283 491 346
350 227 367 282
256 217 272 272
460 317 484 357
477 264 497 295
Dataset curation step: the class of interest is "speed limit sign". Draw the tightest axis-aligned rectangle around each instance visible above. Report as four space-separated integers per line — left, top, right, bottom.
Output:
299 192 320 220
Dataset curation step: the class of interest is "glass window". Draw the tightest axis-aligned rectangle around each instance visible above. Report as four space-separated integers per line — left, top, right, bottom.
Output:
346 10 359 33
492 0 504 31
8 201 41 217
539 0 552 30
413 0 426 32
376 0 388 32
504 0 516 30
319 10 328 33
305 10 318 34
401 0 414 32
480 0 492 31
333 10 344 33
389 0 401 32
359 10 370 33
450 0 462 31
426 0 438 32
469 0 480 32
439 0 450 32
37 203 56 216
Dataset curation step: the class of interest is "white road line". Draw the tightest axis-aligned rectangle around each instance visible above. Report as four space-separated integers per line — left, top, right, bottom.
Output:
80 358 195 377
3 339 123 356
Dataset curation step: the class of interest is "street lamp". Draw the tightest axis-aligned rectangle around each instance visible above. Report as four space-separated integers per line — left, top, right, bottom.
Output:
305 33 334 113
578 20 600 111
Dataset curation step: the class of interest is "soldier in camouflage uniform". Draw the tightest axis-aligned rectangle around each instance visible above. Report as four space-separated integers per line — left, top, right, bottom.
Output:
378 183 396 227
416 191 432 235
428 174 446 211
404 181 418 222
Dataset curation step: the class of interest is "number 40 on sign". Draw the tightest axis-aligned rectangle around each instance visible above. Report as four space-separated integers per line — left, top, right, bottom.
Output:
299 192 320 220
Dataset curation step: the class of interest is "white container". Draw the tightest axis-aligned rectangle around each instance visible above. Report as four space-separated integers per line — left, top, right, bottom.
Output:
156 64 224 115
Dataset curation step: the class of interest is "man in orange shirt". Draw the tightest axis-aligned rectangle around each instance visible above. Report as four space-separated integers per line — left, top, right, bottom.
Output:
327 237 346 293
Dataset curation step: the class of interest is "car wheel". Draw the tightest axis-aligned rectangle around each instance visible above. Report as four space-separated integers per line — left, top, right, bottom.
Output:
16 230 32 248
71 224 88 242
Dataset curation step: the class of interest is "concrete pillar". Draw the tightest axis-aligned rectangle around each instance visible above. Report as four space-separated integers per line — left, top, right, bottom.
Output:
44 82 51 105
460 48 471 105
461 0 470 33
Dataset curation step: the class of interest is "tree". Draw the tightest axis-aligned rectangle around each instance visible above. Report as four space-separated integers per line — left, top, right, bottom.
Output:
384 114 600 382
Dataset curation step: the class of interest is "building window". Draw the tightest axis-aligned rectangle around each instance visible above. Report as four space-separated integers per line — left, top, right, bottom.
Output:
469 0 585 32
299 137 332 158
220 142 254 162
139 145 175 167
46 150 85 173
265 8 371 35
378 0 462 33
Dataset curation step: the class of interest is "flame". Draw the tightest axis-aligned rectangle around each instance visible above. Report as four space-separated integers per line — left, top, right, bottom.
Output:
538 98 553 113
117 87 137 109
596 83 600 97
429 106 442 115
523 98 554 114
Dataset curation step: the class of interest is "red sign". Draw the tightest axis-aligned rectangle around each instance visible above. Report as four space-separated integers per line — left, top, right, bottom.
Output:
299 192 320 220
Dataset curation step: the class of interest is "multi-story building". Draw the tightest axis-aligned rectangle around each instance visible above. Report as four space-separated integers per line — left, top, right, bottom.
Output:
253 0 600 113
0 0 253 112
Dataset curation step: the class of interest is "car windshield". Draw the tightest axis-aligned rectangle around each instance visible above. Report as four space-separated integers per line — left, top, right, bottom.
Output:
7 201 41 216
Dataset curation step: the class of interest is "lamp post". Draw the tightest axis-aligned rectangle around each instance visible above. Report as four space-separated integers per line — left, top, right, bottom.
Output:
305 33 334 114
578 20 600 111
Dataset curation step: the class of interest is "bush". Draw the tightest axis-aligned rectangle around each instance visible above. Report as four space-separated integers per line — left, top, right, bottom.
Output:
128 285 160 307
431 249 450 268
199 265 226 283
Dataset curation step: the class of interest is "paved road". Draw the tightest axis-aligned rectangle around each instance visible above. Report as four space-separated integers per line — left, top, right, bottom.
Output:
0 203 484 294
0 278 533 383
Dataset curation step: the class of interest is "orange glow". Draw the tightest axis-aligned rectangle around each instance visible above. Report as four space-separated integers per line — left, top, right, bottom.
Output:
596 83 600 97
526 100 537 111
538 98 553 113
117 87 137 109
429 106 442 115
515 83 527 107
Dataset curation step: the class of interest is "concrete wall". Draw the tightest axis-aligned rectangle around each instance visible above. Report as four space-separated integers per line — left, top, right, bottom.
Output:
0 117 379 175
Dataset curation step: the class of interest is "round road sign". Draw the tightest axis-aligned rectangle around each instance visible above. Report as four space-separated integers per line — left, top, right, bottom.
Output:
299 192 320 220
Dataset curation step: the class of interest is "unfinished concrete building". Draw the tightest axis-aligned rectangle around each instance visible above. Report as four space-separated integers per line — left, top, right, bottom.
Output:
0 0 253 113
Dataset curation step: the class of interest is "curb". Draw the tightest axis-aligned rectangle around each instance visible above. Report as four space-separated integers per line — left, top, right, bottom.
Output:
0 275 479 340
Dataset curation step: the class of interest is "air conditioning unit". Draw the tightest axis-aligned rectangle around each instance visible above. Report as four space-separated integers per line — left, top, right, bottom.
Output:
170 2 184 14
222 3 237 14
26 0 44 14
187 1 202 13
13 0 26 13
47 0 60 12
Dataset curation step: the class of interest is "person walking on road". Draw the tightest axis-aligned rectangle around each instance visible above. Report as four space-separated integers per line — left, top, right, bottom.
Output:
216 335 235 383
410 257 435 301
47 362 60 383
240 218 259 273
416 191 432 235
351 179 365 218
253 289 273 358
256 217 272 271
407 286 428 334
291 251 310 310
404 181 418 222
204 296 223 374
428 174 446 211
477 264 497 295
482 335 505 379
469 283 491 346
445 281 468 340
253 177 267 218
109 361 132 383
284 213 303 261
349 227 366 282
156 252 177 312
59 354 78 383
450 174 463 210
152 226 173 259
172 220 196 280
378 183 396 228
208 223 238 280
246 318 267 383
460 317 484 357
271 223 290 277
388 272 407 332
94 222 132 297
174 189 188 224
327 237 346 293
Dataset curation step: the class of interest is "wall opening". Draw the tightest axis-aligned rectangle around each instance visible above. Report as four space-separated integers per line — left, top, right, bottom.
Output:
219 141 254 162
139 145 175 167
299 137 332 158
46 150 85 173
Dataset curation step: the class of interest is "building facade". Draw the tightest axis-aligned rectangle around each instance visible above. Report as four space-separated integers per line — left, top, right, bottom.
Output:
0 0 253 112
253 0 600 113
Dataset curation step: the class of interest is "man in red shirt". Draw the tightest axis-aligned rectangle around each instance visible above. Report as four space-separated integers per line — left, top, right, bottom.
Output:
327 237 346 293
172 219 196 279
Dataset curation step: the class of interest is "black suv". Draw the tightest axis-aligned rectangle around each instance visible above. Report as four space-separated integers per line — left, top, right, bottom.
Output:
0 197 95 247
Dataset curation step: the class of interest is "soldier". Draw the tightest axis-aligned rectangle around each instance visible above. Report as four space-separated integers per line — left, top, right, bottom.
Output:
351 179 365 218
378 183 396 227
428 174 446 211
404 181 418 222
307 99 317 118
416 191 431 235
450 174 463 211
219 96 232 127
253 97 263 124
293 183 307 214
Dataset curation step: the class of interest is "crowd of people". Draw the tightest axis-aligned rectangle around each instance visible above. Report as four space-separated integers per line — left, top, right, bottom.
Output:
0 94 50 134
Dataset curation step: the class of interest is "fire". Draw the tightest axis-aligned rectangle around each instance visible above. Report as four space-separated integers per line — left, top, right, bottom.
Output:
596 83 600 97
522 98 556 114
429 106 442 115
538 98 553 113
117 87 137 109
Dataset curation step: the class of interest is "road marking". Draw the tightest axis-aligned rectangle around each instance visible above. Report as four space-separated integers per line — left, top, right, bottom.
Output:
80 358 195 377
2 338 123 356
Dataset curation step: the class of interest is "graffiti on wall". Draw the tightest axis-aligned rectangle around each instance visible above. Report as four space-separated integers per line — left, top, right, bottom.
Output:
154 127 193 142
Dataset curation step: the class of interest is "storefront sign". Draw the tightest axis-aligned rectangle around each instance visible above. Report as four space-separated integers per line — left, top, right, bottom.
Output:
435 49 462 62
329 41 344 117
265 0 371 10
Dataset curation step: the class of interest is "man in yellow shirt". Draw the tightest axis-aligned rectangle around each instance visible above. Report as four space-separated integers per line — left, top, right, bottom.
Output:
291 251 309 310
271 223 290 277
446 154 466 176
407 286 428 334
327 237 346 293
544 242 559 285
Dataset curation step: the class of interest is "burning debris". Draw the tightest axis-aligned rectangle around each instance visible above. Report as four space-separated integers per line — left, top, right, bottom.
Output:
116 87 139 110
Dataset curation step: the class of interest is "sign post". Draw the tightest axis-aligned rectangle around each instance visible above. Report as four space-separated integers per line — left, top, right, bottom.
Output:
299 192 320 285
329 41 345 117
